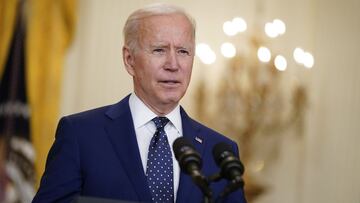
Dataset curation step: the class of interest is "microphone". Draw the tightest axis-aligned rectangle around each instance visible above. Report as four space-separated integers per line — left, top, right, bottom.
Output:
212 142 245 197
173 137 212 199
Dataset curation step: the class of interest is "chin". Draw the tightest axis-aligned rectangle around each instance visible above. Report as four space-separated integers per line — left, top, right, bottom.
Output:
160 93 183 105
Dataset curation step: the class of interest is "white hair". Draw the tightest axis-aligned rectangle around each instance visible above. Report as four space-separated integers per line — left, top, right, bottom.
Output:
123 3 196 52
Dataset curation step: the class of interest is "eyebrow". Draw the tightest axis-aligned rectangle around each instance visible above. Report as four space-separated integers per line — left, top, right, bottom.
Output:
149 44 193 50
149 44 169 48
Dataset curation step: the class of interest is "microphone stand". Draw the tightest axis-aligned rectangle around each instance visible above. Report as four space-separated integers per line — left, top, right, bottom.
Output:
187 169 245 203
207 173 244 203
190 171 213 203
219 176 244 198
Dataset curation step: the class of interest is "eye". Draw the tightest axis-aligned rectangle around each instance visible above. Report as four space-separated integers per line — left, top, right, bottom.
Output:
178 49 190 56
153 48 165 54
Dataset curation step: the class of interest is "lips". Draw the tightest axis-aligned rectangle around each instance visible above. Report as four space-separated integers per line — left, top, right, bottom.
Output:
158 80 181 87
160 80 179 83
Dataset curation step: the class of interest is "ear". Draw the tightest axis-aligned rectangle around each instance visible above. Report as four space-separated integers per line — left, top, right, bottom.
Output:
122 46 135 76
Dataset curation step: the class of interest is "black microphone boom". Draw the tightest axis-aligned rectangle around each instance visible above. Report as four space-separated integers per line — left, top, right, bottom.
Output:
173 137 212 199
212 142 245 197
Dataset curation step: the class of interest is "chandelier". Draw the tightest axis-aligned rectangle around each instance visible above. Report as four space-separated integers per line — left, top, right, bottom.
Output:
193 15 312 202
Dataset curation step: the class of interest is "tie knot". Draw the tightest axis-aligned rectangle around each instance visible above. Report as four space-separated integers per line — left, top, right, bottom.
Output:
152 117 169 130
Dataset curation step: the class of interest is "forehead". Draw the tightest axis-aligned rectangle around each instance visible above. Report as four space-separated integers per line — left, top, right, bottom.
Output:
138 14 194 45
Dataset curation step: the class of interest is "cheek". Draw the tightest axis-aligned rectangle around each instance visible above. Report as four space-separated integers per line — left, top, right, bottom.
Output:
136 67 156 87
134 59 152 80
182 62 193 79
180 57 193 70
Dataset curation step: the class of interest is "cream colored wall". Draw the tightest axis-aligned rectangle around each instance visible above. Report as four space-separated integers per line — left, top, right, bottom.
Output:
304 0 360 202
61 0 360 202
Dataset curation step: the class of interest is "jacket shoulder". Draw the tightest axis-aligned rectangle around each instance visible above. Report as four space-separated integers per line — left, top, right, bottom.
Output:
61 94 131 124
186 116 238 147
64 105 112 122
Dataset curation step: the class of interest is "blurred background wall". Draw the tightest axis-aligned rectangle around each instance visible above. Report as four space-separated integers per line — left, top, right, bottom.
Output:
1 0 359 202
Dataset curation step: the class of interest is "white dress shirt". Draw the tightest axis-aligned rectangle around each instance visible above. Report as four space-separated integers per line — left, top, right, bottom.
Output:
128 93 182 199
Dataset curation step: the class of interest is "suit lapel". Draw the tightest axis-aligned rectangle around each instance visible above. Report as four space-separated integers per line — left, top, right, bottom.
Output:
176 107 207 203
104 98 207 202
104 96 152 201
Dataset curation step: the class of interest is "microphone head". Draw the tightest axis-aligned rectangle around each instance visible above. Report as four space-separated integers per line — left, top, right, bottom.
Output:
173 138 213 197
212 142 244 180
173 137 202 173
173 137 192 159
212 142 234 166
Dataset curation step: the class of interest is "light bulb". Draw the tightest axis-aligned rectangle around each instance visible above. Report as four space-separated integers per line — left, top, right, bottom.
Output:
273 19 286 35
265 22 278 38
232 17 247 33
196 43 217 64
274 55 287 71
223 21 237 36
303 52 314 68
257 46 271 62
293 47 305 64
221 42 237 58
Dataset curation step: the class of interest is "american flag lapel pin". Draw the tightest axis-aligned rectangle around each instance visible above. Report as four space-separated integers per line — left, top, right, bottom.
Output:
195 136 203 144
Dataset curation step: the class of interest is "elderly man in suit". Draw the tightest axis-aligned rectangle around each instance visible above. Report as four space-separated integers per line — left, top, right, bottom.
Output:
33 3 246 203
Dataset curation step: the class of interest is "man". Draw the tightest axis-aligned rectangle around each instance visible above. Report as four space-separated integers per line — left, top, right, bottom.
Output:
33 3 246 203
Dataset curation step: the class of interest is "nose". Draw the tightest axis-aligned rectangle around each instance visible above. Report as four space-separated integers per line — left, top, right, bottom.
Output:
165 49 179 71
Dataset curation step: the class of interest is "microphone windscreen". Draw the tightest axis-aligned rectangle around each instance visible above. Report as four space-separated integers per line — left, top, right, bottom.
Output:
173 137 194 159
212 142 234 165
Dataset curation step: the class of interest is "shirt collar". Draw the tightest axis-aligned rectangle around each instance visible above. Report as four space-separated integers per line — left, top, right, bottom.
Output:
129 93 182 134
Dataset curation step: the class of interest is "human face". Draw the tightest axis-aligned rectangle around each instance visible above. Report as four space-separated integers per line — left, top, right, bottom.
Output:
123 14 195 115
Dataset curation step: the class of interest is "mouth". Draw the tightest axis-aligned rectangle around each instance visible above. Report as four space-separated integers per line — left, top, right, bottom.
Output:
158 80 181 87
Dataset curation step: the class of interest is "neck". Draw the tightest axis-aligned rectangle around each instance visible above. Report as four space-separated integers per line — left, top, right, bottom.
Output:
146 102 175 116
134 93 178 116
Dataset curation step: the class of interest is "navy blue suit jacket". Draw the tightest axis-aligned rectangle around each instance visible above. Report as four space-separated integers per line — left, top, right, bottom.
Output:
33 95 246 203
